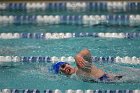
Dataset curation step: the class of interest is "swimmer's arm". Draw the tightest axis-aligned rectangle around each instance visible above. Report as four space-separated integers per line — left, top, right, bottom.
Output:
74 49 92 70
76 49 91 58
74 54 86 68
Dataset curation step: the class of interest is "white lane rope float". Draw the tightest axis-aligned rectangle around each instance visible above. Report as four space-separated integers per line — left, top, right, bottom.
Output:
0 56 139 64
0 15 140 26
0 2 140 12
0 32 139 39
0 89 139 93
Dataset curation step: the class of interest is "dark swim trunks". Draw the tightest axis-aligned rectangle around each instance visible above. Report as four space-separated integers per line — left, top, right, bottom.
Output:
99 74 123 82
99 74 110 82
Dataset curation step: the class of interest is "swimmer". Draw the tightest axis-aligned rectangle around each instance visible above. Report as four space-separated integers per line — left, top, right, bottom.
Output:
53 49 123 82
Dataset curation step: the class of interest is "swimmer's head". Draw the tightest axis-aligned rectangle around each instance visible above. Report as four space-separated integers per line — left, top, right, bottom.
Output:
53 62 74 75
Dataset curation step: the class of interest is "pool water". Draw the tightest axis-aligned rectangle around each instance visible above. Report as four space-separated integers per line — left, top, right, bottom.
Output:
0 38 140 90
0 1 140 91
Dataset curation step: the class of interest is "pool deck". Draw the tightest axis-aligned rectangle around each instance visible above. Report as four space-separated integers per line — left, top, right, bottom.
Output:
0 0 140 2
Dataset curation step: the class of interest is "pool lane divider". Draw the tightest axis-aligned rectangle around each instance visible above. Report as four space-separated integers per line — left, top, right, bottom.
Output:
0 56 139 64
0 15 140 26
0 89 139 93
0 2 140 12
0 32 140 39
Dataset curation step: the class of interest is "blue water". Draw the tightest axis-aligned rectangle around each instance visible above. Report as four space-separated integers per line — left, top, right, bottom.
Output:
0 24 140 33
0 4 140 91
0 37 140 90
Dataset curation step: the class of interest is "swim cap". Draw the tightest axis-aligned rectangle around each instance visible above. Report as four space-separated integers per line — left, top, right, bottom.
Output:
53 62 67 74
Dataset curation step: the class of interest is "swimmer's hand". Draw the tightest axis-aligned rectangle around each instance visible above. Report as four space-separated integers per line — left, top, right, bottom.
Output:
75 55 86 68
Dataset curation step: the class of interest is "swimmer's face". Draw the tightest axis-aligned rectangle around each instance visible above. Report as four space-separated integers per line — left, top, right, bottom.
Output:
60 63 74 75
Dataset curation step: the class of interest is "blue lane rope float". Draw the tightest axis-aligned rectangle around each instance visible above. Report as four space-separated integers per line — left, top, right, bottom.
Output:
0 56 139 64
0 15 140 26
0 32 139 39
0 89 139 93
0 2 140 12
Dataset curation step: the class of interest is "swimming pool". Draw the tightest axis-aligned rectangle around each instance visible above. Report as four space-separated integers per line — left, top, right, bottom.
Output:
0 1 140 93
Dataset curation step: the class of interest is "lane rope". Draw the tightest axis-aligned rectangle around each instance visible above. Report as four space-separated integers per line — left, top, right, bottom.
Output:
0 2 140 12
0 32 139 39
0 56 139 64
0 15 140 26
0 89 139 93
